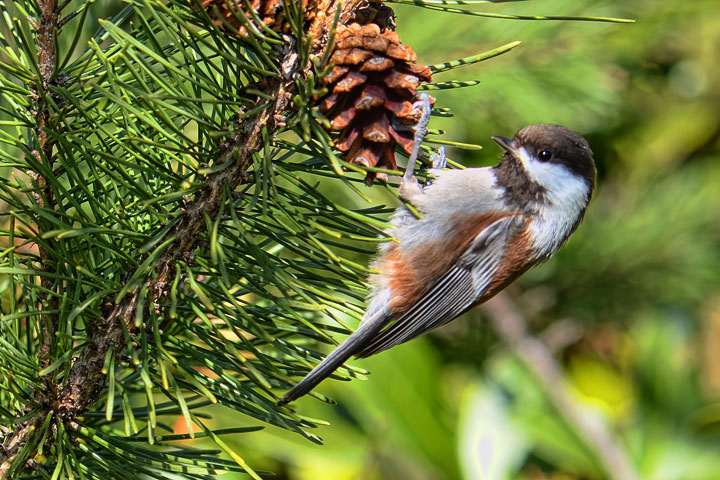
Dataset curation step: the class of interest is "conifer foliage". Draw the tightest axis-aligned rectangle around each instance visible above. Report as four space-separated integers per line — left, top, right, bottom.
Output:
200 0 319 37
0 0 629 477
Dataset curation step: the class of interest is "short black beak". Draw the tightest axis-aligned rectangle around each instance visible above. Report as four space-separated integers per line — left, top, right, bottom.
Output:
492 136 517 154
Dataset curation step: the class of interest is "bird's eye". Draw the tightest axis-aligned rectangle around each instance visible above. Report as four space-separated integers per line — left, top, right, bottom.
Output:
538 150 552 162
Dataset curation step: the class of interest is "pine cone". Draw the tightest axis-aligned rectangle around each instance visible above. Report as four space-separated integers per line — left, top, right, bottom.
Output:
319 22 432 184
199 0 318 37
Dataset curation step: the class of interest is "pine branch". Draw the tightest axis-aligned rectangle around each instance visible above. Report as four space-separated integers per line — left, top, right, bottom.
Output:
0 1 64 470
1 1 69 471
30 0 62 370
0 1 69 473
0 1 361 476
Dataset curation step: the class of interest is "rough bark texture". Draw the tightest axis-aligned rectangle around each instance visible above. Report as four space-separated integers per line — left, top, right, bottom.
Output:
32 0 60 368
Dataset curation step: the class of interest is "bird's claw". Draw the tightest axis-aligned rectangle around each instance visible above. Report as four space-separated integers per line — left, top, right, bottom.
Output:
430 146 446 169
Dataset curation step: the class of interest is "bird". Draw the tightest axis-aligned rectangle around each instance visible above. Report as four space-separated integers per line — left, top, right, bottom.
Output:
278 95 596 405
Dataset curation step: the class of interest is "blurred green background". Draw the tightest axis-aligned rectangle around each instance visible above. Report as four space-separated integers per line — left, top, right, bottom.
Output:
228 1 720 478
17 0 720 478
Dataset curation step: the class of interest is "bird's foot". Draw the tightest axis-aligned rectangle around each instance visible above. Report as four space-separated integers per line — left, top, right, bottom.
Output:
430 146 446 169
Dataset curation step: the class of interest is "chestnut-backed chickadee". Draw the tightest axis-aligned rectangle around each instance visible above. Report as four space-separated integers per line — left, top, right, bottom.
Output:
279 95 596 405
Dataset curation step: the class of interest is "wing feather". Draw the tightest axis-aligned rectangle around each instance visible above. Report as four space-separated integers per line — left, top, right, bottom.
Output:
356 215 524 358
357 267 473 356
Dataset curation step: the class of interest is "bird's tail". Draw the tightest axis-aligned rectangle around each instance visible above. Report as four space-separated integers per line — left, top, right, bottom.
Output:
278 309 389 405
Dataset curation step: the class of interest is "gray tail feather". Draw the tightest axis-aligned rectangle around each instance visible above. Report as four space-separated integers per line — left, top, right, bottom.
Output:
278 311 389 405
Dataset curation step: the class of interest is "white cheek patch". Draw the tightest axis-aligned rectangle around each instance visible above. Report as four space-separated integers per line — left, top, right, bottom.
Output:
516 147 590 256
516 147 583 196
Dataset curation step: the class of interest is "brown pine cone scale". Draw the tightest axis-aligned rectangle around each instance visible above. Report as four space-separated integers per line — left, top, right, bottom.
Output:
318 22 433 184
334 71 367 92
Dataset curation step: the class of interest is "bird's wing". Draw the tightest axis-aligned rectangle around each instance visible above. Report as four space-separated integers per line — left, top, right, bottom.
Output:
355 215 526 358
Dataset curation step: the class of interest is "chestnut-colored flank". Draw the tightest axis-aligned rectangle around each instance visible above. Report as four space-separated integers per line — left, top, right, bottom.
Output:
381 212 513 315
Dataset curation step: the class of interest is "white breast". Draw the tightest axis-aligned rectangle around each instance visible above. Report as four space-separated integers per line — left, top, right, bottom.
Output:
389 167 504 251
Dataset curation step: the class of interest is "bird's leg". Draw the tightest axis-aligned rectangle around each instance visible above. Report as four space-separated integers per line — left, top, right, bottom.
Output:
402 93 431 183
399 94 432 202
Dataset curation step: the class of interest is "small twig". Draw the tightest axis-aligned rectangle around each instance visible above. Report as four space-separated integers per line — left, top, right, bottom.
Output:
0 418 43 476
58 11 78 29
483 293 638 480
32 0 62 373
